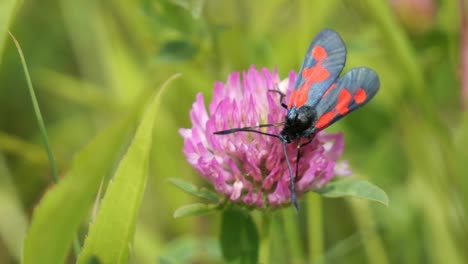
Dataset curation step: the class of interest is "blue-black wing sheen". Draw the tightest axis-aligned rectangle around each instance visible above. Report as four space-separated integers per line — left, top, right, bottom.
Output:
288 29 347 109
314 67 380 130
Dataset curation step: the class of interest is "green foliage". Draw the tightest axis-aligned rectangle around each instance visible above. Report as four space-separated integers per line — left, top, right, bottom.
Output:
158 39 199 61
317 178 389 206
220 208 259 264
173 203 219 219
9 32 59 182
157 236 221 263
22 110 134 263
0 0 467 263
0 154 27 262
76 75 179 263
169 178 220 203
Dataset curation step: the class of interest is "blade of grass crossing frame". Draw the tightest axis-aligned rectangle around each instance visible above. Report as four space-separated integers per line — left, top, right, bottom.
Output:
77 74 181 263
9 32 84 260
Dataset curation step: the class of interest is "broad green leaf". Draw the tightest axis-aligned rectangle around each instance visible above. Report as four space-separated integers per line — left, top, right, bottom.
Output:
0 0 19 64
220 209 259 264
22 109 136 263
77 74 181 264
316 178 389 206
169 178 220 203
174 203 219 218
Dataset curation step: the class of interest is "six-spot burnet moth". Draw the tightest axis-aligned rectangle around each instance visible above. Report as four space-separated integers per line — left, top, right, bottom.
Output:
214 29 380 210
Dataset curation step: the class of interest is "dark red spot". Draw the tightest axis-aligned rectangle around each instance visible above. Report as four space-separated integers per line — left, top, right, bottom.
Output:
335 89 352 115
316 111 335 129
322 83 336 98
288 82 309 108
292 83 309 108
312 46 327 61
302 64 330 84
354 88 367 104
290 53 331 108
290 63 330 108
288 90 298 108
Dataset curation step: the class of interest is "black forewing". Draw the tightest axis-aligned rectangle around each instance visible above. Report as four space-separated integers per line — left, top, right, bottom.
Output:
290 29 347 108
314 67 380 130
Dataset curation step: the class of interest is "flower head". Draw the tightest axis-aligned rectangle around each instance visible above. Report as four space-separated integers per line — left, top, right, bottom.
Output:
390 0 436 34
180 66 350 209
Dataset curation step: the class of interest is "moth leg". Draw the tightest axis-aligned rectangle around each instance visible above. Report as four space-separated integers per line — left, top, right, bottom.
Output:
290 138 314 210
301 138 314 148
294 138 314 183
282 141 298 211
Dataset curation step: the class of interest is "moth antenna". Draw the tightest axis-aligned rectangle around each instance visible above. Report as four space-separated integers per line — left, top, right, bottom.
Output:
213 122 284 138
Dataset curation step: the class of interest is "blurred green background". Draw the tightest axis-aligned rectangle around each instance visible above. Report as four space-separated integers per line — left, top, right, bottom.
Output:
1 0 467 263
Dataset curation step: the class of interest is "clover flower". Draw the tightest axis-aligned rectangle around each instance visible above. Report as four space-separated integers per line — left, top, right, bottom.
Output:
180 66 350 209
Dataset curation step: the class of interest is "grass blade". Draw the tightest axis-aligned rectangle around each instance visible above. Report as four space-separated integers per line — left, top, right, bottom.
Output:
22 98 137 264
8 32 58 183
77 74 181 264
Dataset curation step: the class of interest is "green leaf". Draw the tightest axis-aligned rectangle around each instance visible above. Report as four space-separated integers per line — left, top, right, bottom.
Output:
169 178 220 203
158 236 221 263
316 178 389 206
22 106 136 263
77 74 181 264
174 203 219 218
220 209 259 264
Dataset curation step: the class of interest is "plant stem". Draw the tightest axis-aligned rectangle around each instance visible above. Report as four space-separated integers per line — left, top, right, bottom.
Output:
259 212 271 263
9 32 81 256
307 194 323 262
283 208 304 261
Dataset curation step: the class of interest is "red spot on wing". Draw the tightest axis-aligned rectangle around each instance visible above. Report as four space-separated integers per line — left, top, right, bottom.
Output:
302 64 330 83
316 111 336 129
288 82 309 108
322 83 336 98
288 83 308 108
311 46 327 61
335 88 352 115
288 90 297 108
354 88 367 104
315 88 353 130
288 46 331 108
289 64 330 108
